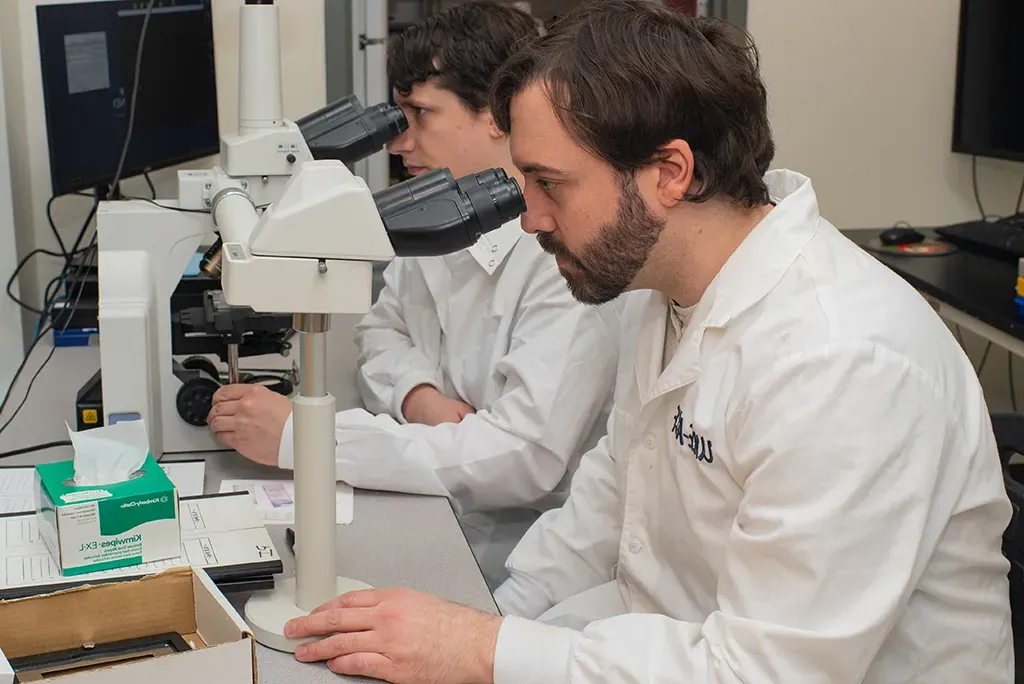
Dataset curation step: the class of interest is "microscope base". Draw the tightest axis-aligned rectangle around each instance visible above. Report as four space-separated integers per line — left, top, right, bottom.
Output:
244 575 374 653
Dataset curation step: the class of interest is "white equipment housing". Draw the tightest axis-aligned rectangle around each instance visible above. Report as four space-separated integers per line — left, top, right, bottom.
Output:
96 3 394 455
97 2 397 652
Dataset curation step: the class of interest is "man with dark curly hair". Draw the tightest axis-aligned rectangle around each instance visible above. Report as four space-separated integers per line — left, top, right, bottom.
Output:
210 1 618 592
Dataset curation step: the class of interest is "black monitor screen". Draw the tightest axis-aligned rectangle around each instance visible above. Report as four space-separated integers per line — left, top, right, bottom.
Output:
36 0 219 196
952 0 1024 162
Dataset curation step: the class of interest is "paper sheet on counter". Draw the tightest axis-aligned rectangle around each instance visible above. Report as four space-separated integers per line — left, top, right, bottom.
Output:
0 493 280 595
0 469 35 515
0 460 207 515
219 479 354 525
159 460 207 497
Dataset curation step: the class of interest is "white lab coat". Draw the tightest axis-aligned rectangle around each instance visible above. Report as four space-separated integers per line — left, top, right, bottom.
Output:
278 219 619 588
491 170 1014 684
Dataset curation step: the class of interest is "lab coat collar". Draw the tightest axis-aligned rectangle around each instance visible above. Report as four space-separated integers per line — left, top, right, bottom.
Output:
468 218 524 275
635 169 821 403
704 169 820 328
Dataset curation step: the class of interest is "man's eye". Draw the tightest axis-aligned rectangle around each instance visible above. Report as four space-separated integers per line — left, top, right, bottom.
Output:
415 107 428 117
536 179 554 193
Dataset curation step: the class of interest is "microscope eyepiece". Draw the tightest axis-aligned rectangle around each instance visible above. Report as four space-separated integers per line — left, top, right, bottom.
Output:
297 94 408 164
373 168 526 257
457 168 527 228
366 102 408 143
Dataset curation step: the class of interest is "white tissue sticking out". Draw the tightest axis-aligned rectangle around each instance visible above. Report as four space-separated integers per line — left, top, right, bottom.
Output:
66 420 150 487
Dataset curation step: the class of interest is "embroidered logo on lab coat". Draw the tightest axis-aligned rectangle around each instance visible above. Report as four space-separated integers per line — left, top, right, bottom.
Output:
672 406 714 464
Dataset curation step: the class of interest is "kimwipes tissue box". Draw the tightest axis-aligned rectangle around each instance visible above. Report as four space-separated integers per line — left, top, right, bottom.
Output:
0 567 257 684
35 455 180 576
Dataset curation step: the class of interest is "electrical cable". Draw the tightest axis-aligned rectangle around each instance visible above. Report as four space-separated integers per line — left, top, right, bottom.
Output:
970 156 1000 222
42 191 95 261
31 0 155 317
1016 174 1024 216
144 170 156 199
971 155 1024 222
0 440 72 461
45 195 69 259
0 0 158 437
0 233 98 436
121 196 211 213
976 341 992 376
0 330 50 424
6 248 68 315
1011 352 1019 414
45 197 99 323
108 0 158 198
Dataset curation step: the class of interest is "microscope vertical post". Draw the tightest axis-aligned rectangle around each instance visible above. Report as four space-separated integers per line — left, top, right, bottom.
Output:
226 343 240 385
291 312 337 611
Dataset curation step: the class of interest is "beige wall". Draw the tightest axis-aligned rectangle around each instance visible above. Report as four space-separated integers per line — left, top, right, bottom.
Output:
1 0 326 344
749 0 1024 229
748 0 1024 412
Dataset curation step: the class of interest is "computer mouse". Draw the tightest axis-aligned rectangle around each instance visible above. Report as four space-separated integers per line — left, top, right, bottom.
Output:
879 227 925 246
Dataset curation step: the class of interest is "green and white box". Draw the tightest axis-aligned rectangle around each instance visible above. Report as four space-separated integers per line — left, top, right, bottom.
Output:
35 455 180 576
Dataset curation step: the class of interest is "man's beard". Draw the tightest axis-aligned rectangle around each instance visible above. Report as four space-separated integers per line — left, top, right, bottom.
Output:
537 173 666 305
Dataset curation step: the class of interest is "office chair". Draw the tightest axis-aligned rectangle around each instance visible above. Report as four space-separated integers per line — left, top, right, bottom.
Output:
991 412 1024 680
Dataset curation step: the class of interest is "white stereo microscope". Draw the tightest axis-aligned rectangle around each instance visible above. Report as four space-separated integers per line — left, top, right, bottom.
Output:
96 0 525 651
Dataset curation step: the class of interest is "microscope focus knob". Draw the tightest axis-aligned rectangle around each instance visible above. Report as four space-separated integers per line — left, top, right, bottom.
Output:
176 376 222 427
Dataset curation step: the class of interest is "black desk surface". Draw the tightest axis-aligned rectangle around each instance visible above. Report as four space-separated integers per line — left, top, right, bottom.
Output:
846 229 1024 343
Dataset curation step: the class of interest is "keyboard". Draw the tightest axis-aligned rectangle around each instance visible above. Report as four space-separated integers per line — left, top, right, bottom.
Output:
936 214 1024 260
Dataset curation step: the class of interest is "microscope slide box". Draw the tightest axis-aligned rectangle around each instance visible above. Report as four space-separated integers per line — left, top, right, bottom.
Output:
0 567 257 683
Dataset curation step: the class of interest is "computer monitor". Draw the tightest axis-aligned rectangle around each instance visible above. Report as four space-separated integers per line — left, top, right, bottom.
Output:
36 0 220 197
951 0 1024 163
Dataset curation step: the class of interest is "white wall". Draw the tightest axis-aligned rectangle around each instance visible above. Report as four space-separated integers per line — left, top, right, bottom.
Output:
0 38 24 391
747 0 1024 411
0 0 326 344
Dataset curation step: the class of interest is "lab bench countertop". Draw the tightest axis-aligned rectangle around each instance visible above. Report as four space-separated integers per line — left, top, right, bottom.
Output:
845 227 1024 342
0 339 497 684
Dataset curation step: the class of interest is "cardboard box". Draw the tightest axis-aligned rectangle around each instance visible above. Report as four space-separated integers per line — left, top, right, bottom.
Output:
35 455 180 576
0 567 257 683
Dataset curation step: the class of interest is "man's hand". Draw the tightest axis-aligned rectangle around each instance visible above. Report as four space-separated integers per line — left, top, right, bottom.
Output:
285 588 501 684
401 385 475 427
207 384 291 465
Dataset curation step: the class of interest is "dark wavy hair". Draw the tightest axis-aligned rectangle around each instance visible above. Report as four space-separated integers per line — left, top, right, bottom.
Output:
491 0 775 208
387 1 540 113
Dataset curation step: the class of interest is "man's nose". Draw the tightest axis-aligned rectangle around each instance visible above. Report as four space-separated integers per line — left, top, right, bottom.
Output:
521 209 557 235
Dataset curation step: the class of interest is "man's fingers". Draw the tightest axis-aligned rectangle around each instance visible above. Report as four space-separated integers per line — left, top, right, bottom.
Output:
293 631 383 663
286 607 376 639
311 589 382 614
208 415 238 434
212 384 251 403
327 653 391 679
308 595 348 614
206 400 239 421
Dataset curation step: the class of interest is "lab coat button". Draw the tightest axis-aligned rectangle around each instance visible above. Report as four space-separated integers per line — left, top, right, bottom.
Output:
491 244 498 252
488 259 496 267
628 538 643 554
643 434 656 450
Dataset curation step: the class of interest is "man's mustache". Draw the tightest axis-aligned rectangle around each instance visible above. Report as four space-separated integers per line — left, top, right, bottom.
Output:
537 232 584 270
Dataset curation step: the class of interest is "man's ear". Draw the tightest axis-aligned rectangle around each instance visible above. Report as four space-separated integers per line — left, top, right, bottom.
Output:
484 109 505 139
652 139 695 208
